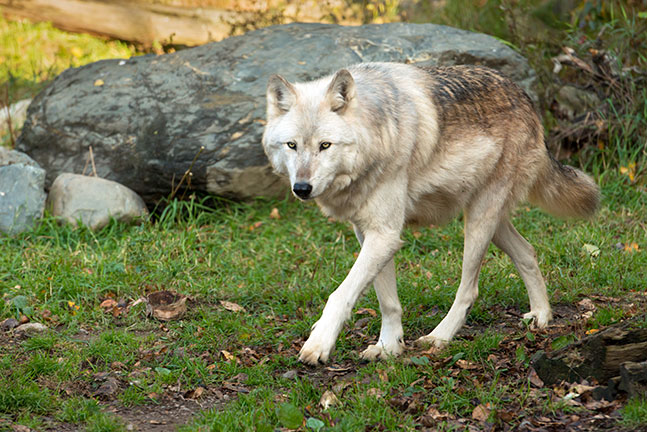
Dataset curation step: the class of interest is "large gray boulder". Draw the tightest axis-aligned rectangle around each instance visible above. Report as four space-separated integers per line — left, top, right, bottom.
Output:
0 148 46 235
17 23 537 204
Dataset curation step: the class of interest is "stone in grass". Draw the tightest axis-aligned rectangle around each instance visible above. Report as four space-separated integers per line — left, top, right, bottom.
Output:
14 322 48 334
47 173 148 230
0 147 46 235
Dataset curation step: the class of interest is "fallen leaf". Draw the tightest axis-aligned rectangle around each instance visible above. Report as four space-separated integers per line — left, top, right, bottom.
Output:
184 386 205 399
269 207 281 219
472 403 491 422
355 307 377 317
582 243 600 257
220 300 245 313
249 221 263 231
94 79 104 86
366 388 384 398
586 328 600 335
577 298 596 311
456 359 478 370
145 291 187 321
276 403 304 429
427 407 452 421
624 242 640 252
528 367 544 388
100 299 118 309
319 390 340 410
221 350 234 361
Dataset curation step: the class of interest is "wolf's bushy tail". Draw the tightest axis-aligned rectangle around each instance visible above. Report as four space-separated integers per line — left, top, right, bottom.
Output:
528 151 600 219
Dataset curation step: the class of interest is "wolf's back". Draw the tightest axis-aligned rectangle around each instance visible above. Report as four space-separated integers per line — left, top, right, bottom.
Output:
528 152 600 219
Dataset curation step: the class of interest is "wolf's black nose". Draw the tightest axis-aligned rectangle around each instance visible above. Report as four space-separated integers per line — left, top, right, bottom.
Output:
293 182 313 199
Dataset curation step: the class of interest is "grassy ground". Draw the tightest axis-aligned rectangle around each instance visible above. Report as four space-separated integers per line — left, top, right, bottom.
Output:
1 172 646 431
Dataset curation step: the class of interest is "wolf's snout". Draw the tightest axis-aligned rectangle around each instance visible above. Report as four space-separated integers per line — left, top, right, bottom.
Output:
293 182 313 199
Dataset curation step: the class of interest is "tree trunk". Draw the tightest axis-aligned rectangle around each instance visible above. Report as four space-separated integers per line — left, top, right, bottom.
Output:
532 315 647 392
0 0 254 46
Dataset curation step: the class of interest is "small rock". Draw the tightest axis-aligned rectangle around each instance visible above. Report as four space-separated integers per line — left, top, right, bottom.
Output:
14 322 48 334
0 148 46 235
94 376 120 398
1 318 19 331
282 369 298 380
47 173 149 230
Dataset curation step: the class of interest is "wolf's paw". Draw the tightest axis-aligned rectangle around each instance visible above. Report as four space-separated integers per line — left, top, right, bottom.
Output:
298 330 335 366
415 334 449 349
523 309 553 329
359 339 404 362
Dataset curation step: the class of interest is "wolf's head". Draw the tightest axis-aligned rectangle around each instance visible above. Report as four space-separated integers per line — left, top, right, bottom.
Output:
262 69 360 201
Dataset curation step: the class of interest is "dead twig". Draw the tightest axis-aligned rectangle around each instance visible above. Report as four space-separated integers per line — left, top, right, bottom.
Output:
169 146 204 200
2 84 16 148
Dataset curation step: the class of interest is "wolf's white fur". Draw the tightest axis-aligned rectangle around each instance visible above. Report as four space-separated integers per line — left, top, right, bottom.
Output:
262 62 599 365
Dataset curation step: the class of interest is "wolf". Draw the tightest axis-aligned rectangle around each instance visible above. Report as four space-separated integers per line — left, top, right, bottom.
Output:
262 62 599 365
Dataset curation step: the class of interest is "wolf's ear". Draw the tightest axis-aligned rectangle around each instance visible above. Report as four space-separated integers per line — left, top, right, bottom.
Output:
267 74 296 116
326 69 355 113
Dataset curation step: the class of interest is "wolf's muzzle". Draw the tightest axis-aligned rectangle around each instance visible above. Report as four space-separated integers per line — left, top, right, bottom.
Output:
293 182 313 199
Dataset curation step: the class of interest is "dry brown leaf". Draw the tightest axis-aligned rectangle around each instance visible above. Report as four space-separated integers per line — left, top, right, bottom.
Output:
472 403 491 422
221 350 235 361
319 390 340 410
184 386 205 399
100 299 118 309
220 300 245 312
249 221 263 231
427 407 452 421
355 307 377 317
528 367 544 388
269 207 281 219
366 388 384 398
145 291 187 321
577 298 596 311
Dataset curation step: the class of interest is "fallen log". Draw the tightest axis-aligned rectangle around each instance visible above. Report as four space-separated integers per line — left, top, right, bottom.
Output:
532 315 647 398
0 0 253 46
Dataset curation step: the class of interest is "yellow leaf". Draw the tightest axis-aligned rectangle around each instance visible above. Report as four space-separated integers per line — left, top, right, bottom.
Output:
586 328 599 335
94 79 104 86
70 46 83 58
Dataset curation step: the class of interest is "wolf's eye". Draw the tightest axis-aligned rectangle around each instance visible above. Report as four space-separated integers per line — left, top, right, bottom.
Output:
286 141 297 150
319 141 332 151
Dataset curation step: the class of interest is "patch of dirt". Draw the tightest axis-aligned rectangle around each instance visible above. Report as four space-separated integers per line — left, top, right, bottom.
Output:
107 392 224 432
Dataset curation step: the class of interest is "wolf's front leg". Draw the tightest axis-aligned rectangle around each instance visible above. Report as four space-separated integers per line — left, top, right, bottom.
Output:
299 230 402 365
353 227 404 361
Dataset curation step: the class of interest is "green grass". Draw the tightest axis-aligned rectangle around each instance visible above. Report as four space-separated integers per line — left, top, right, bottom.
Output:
622 397 647 428
0 174 645 430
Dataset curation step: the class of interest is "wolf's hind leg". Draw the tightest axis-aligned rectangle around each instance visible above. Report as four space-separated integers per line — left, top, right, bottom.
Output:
416 201 502 348
492 218 552 328
359 258 405 361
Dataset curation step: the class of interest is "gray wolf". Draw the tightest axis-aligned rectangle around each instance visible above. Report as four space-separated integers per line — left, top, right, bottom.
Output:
262 62 599 365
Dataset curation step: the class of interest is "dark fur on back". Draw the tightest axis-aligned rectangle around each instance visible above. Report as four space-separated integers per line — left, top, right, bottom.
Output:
418 65 538 137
